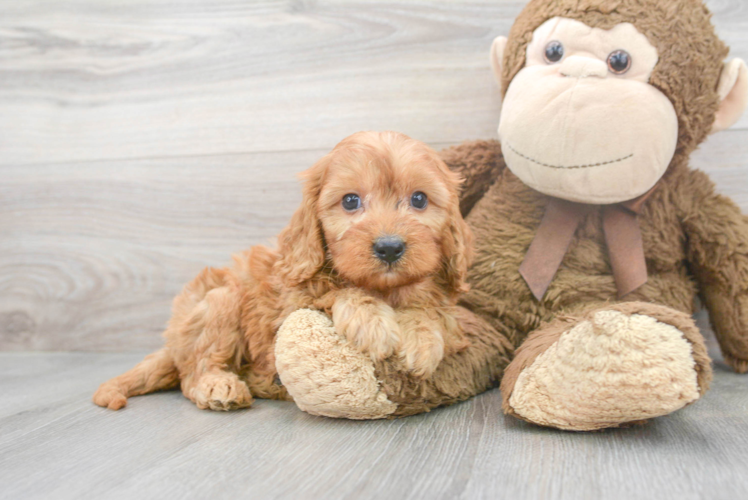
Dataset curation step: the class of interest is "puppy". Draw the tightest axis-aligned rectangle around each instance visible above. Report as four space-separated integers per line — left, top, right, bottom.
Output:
93 131 473 411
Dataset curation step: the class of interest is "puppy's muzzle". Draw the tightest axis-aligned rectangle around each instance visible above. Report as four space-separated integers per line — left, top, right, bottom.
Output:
373 236 405 264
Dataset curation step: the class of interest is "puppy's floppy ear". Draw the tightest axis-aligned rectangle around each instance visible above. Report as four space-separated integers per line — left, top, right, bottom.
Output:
274 156 329 286
441 172 475 296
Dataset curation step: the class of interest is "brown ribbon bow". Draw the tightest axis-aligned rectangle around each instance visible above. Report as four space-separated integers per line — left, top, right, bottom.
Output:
519 189 656 302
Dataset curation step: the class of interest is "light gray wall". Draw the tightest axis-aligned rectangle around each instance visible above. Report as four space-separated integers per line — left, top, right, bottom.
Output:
1 0 747 351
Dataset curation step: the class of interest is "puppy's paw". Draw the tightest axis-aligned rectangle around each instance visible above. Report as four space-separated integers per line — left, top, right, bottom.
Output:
192 371 254 411
332 296 400 361
400 326 445 379
93 382 128 410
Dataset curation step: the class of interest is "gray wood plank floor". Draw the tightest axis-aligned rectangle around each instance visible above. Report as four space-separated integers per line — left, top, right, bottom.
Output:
2 343 748 500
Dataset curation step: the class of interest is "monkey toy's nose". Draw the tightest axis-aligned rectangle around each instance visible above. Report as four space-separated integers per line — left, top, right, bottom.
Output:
560 55 608 79
373 236 406 264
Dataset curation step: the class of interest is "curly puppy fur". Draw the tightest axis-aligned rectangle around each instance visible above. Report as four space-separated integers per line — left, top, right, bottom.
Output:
93 131 473 411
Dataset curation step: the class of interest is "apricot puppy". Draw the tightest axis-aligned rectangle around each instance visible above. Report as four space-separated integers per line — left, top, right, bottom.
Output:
93 131 473 411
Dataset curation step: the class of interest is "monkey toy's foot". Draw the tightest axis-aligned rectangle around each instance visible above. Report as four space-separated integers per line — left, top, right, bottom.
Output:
501 302 712 431
276 308 513 420
274 309 398 420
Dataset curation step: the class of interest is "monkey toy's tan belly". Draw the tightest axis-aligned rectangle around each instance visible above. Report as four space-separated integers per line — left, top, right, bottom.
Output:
460 177 698 347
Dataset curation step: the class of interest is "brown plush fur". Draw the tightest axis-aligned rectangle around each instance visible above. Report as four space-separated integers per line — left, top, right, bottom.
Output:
366 0 748 421
93 131 474 410
375 307 514 417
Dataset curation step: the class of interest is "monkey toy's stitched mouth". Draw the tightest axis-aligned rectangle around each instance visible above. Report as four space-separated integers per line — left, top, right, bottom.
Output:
506 143 633 170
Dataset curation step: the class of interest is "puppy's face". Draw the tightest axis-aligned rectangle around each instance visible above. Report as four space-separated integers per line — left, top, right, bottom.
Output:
316 132 465 291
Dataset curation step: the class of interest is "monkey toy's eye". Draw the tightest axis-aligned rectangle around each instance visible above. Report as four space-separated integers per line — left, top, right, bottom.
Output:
410 191 428 210
607 50 632 75
342 193 361 211
544 41 564 63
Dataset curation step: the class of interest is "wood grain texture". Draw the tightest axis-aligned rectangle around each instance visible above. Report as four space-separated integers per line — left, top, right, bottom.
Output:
0 0 746 167
1 0 748 351
1 132 746 351
1 350 748 500
0 0 517 165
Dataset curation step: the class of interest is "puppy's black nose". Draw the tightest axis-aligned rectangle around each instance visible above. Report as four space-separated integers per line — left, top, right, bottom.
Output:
373 236 405 264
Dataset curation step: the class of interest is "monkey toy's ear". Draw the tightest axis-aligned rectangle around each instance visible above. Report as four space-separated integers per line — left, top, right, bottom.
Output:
490 36 508 92
712 58 748 133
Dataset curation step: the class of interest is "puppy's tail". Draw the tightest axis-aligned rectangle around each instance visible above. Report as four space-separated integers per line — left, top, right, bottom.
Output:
93 347 179 410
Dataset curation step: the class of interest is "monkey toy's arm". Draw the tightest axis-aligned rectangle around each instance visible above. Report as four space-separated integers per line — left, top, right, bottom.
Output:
440 140 506 217
681 169 748 373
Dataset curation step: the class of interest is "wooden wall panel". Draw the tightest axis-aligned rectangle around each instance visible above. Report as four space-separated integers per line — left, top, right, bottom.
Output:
1 0 747 350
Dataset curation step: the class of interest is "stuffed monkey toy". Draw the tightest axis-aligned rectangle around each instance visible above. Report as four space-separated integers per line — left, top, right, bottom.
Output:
275 0 748 430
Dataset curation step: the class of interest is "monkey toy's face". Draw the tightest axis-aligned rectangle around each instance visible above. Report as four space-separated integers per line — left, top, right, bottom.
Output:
497 18 678 204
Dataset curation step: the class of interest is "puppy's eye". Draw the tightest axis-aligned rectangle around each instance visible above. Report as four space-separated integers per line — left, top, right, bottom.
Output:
410 192 427 210
342 193 361 211
544 41 564 64
607 50 631 75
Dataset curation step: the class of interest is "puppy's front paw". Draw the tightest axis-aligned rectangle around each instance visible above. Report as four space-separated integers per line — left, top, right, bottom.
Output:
332 296 400 361
192 371 253 411
400 324 445 379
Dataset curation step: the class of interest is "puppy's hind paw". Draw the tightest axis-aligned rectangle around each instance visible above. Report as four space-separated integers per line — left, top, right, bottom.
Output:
93 383 128 410
192 371 254 411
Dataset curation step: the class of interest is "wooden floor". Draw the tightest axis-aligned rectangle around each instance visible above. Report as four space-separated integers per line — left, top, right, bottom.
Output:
2 1 748 499
2 340 748 500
